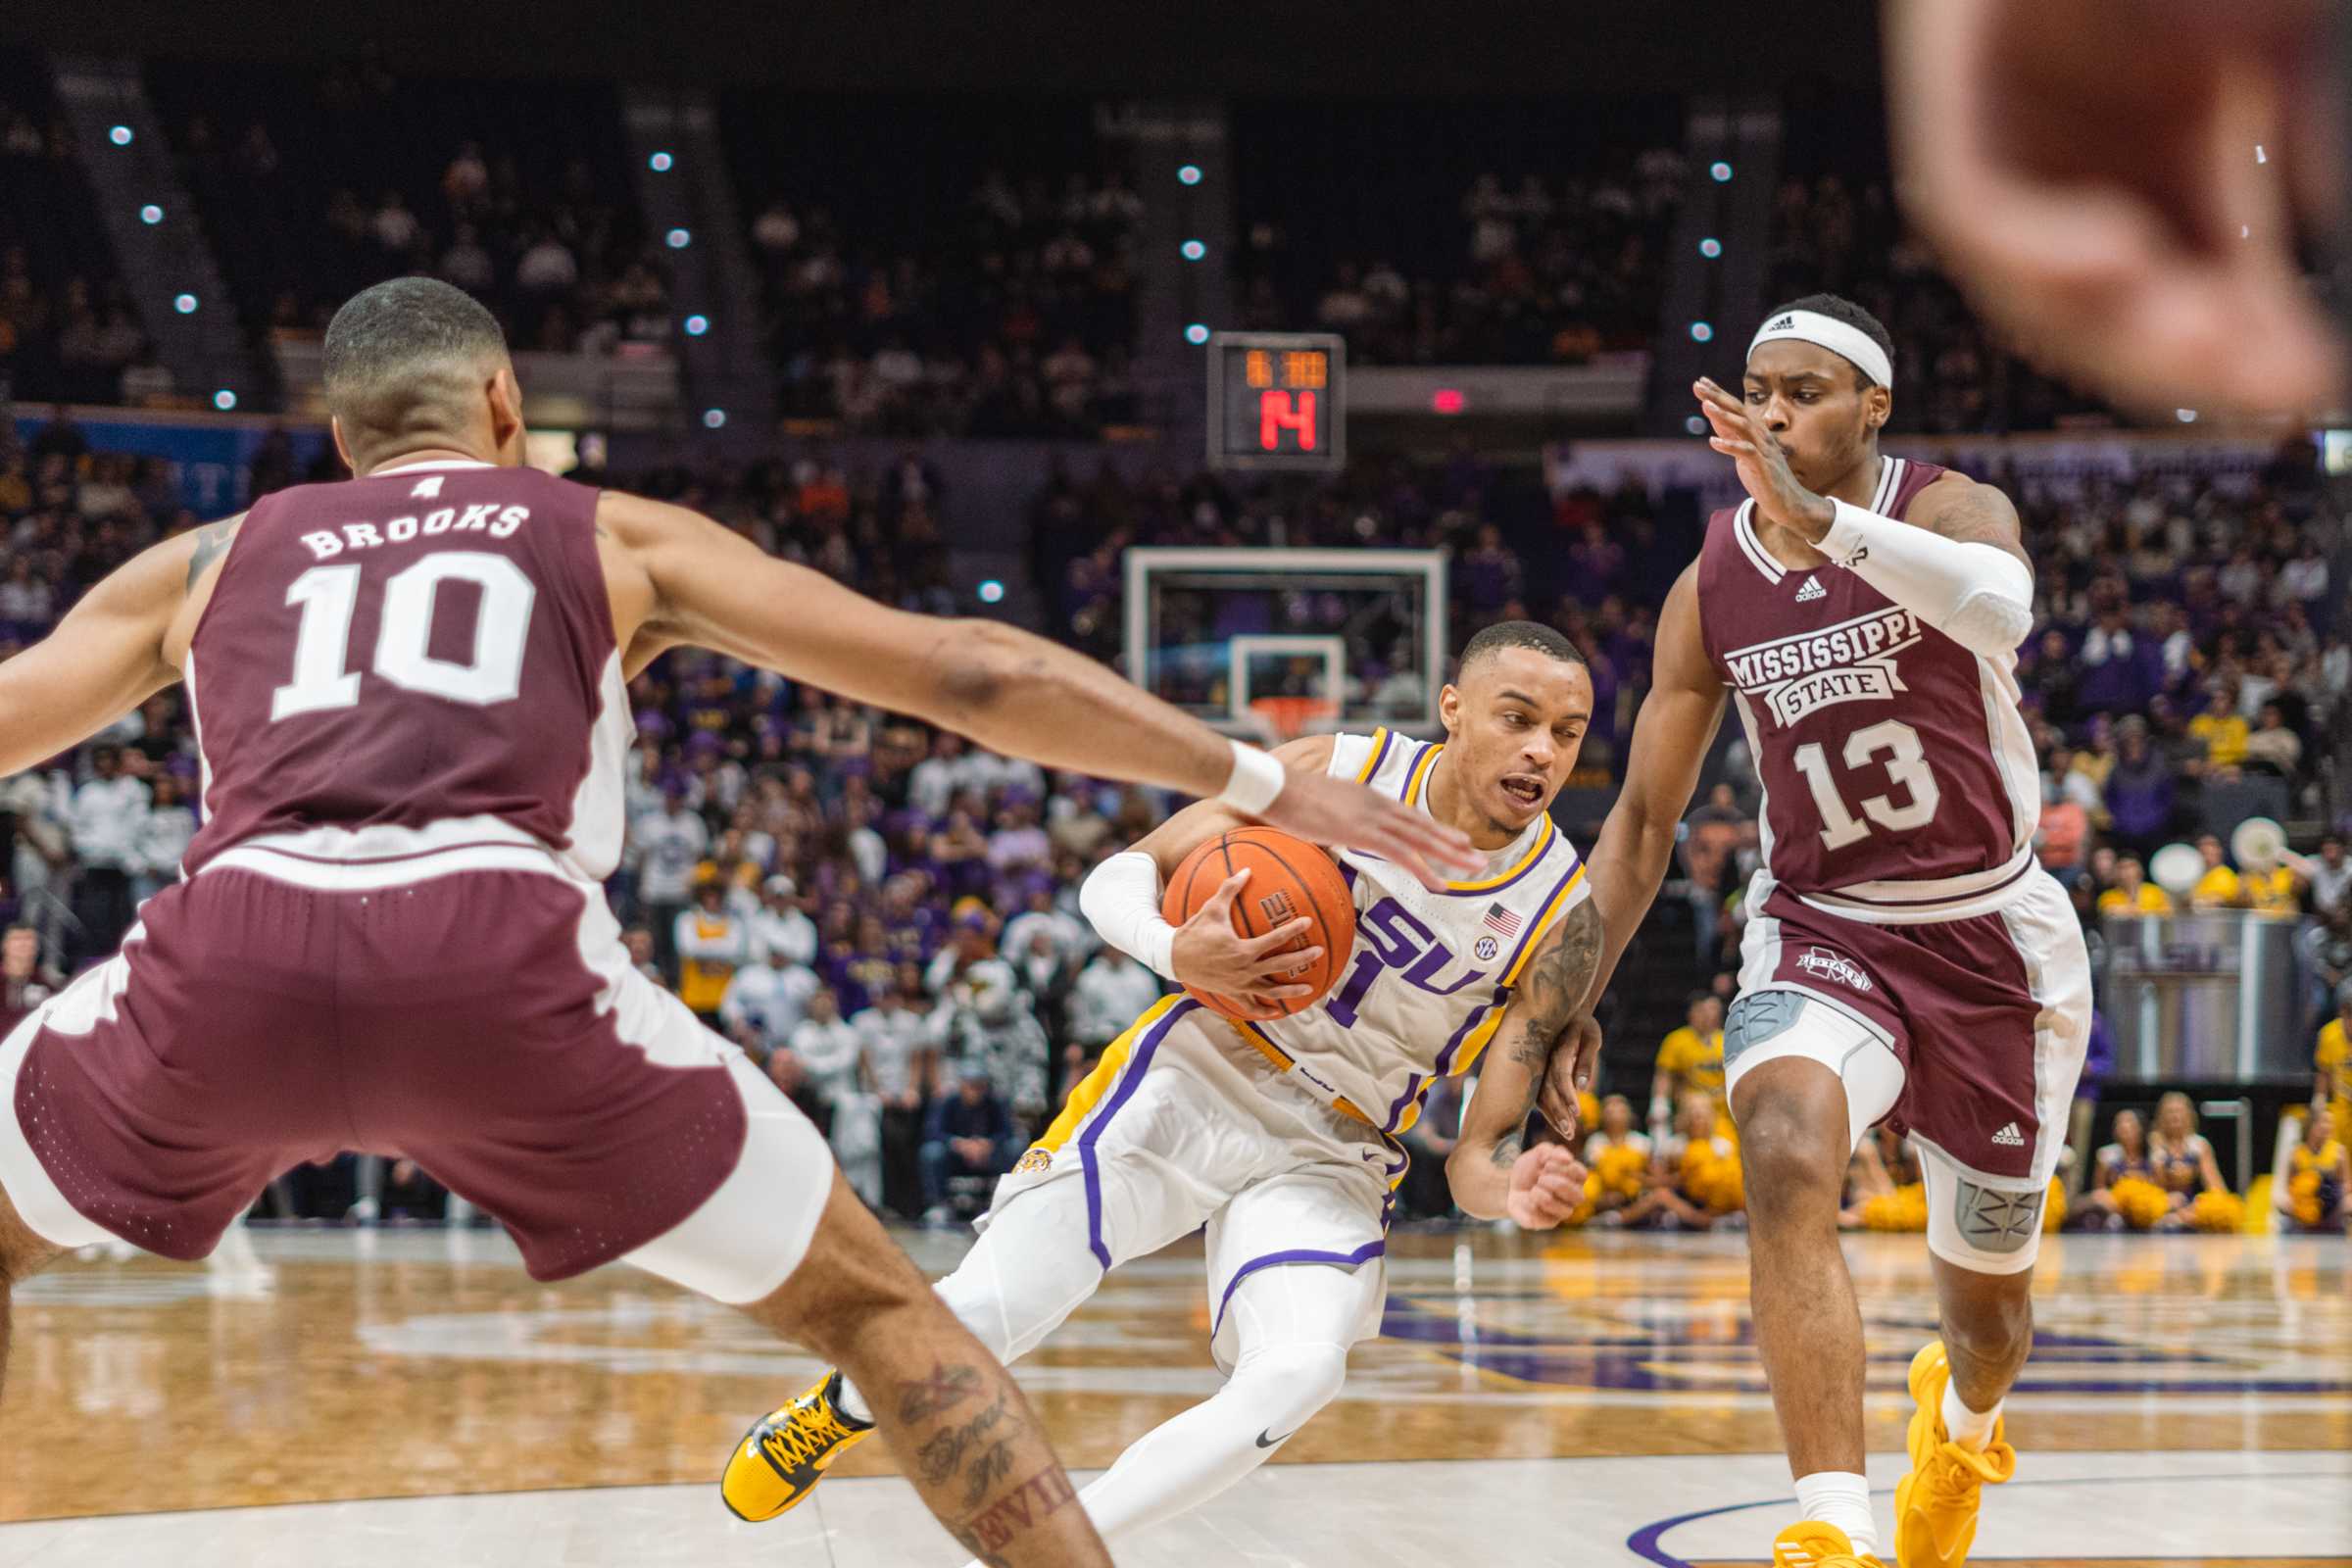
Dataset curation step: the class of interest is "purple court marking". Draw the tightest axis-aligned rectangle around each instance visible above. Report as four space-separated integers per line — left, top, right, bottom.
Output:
1625 1469 2347 1566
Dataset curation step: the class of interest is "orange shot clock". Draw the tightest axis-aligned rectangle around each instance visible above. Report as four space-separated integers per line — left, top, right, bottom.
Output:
1206 331 1346 471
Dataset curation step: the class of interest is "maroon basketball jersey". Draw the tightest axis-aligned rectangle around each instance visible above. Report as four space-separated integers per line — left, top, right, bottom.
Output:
181 460 631 878
1695 457 2038 920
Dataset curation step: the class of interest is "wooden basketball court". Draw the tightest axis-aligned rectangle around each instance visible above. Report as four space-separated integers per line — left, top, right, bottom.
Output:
1 1227 2344 1564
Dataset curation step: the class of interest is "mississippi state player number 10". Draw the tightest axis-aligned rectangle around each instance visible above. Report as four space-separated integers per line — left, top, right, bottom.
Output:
1206 331 1346 472
272 550 535 720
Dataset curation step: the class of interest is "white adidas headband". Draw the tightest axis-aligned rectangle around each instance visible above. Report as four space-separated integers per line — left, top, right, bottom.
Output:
1747 308 1892 390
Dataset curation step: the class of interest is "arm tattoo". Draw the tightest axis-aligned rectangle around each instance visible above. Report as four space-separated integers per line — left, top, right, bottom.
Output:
1490 899 1604 1157
184 514 245 590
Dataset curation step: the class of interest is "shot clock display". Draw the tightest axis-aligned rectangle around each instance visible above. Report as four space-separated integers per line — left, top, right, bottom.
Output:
1205 331 1346 471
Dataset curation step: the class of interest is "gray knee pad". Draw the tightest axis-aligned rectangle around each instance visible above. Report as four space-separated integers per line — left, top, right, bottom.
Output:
1722 990 1903 1155
1724 990 1806 1073
1921 1146 2049 1276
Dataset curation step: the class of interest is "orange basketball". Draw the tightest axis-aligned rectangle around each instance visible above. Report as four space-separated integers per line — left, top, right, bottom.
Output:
1160 826 1356 1021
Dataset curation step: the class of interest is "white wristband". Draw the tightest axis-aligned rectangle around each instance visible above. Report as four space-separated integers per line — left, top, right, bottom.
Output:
1217 740 1287 816
1079 851 1178 978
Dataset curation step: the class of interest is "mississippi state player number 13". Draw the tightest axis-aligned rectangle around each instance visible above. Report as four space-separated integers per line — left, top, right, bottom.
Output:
1791 717 1940 849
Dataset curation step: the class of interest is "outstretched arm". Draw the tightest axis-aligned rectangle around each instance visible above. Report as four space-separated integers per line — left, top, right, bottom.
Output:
0 527 210 780
1582 565 1725 1005
1884 0 2341 420
601 492 1475 886
1447 898 1602 1225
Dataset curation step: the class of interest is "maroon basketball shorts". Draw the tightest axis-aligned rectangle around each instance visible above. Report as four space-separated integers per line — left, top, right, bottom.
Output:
0 826 831 1302
1728 867 2091 1273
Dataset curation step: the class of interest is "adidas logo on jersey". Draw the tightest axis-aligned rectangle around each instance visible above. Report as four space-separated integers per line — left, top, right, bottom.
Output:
1991 1122 2026 1148
1794 574 1826 603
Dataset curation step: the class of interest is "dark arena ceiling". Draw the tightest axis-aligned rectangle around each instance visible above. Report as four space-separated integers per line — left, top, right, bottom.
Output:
1 0 1883 96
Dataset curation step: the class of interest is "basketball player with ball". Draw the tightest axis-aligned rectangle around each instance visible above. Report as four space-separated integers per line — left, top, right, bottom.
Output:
722 620 1605 1551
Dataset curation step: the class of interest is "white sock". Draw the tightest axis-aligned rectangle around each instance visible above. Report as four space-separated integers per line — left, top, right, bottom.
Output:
1940 1382 2001 1450
1793 1471 1880 1557
836 1375 873 1426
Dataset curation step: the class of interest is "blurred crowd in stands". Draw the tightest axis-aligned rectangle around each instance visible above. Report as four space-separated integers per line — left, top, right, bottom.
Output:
0 65 167 407
743 170 1141 437
595 661 1175 1224
148 55 659 356
1228 97 1687 368
1235 157 1686 367
0 410 2342 1233
1 55 2216 445
1772 86 2111 433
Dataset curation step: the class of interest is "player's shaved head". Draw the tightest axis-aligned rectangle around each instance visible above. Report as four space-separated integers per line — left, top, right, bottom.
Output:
323 277 516 468
1457 618 1586 677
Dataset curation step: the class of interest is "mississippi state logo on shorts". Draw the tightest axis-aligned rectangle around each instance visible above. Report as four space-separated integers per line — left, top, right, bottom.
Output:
1795 946 1872 993
1011 1147 1053 1176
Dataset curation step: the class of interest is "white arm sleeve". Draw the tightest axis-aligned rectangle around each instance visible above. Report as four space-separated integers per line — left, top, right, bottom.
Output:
1819 497 2034 658
1079 851 1178 980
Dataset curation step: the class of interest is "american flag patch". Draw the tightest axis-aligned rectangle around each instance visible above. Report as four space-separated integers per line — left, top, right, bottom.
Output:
1482 903 1522 938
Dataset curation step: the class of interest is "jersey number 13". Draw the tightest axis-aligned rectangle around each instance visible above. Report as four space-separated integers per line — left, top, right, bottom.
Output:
1790 718 1940 849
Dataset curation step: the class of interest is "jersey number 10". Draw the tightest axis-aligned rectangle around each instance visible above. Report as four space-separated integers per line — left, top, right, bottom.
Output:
270 552 537 720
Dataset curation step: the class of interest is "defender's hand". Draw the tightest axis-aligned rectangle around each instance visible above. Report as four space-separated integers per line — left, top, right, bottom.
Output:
1169 870 1325 1019
1255 767 1482 891
1536 1010 1604 1141
1506 1142 1588 1231
1693 378 1835 543
1885 0 2342 420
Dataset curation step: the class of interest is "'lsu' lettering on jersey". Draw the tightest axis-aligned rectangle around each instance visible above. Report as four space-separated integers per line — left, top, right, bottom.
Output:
1232 730 1591 1135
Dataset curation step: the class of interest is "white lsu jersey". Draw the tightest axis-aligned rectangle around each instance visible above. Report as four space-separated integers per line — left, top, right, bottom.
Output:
1230 729 1591 1137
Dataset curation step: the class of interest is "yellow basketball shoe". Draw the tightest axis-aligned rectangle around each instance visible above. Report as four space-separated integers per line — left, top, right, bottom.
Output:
719 1369 874 1522
1772 1522 1888 1567
1893 1341 2017 1568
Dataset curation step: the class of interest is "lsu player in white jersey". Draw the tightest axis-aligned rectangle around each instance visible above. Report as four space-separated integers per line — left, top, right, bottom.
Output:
720 621 1605 1549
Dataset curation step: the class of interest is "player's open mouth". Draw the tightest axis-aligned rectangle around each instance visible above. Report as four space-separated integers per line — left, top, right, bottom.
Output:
1498 775 1544 808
